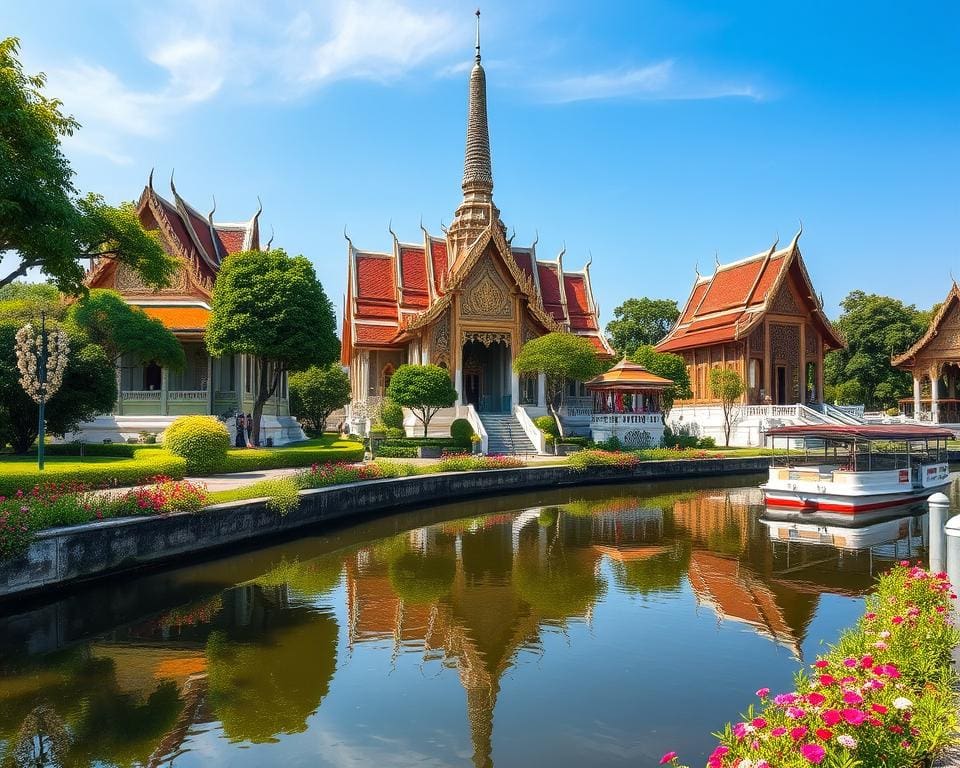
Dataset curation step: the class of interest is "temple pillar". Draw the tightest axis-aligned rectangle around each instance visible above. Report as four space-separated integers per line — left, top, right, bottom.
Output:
913 374 922 419
161 366 169 416
510 368 520 413
206 354 213 414
931 367 940 423
762 319 771 404
359 350 370 400
537 373 546 408
816 356 825 405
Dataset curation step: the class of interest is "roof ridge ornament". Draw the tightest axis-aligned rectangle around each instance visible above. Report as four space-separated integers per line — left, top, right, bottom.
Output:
207 195 217 225
475 8 481 63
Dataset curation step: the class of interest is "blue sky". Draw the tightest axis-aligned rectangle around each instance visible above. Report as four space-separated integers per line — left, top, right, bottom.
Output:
3 0 958 323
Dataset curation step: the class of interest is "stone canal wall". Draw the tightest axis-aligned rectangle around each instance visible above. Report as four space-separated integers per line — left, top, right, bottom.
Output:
0 457 768 600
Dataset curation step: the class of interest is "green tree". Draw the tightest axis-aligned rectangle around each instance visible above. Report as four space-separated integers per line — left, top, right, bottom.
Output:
605 297 680 356
289 363 351 434
630 344 692 416
0 282 64 325
0 38 175 294
206 249 339 445
0 322 116 452
513 332 603 436
824 290 928 409
386 364 457 436
709 367 745 447
66 289 184 369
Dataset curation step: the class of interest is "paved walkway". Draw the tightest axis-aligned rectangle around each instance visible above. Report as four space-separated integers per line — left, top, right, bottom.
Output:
109 455 570 495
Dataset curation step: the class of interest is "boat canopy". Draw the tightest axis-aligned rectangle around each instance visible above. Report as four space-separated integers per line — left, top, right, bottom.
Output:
765 424 955 442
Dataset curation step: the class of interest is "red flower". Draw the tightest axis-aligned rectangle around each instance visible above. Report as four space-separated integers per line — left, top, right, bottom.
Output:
659 752 677 765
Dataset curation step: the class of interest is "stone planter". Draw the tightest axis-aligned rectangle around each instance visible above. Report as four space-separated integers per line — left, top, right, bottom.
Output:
417 445 444 459
555 443 583 456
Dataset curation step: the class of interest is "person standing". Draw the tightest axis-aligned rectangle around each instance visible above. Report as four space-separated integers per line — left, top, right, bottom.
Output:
245 413 254 448
234 412 245 448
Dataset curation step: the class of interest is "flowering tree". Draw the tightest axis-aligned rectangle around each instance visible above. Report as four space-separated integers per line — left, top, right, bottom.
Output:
14 315 69 468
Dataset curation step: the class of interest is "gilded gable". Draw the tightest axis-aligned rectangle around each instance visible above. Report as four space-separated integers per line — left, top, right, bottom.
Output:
460 254 513 320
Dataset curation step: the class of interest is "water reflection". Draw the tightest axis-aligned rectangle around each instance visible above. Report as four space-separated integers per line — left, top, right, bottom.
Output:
0 478 939 767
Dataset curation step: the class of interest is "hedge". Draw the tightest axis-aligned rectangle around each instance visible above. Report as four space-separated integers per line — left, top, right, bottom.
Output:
377 437 455 448
375 445 419 458
0 450 187 496
218 443 364 473
19 443 165 458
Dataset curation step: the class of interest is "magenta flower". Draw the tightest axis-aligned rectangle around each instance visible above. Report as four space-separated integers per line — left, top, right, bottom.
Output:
841 708 866 726
800 743 827 763
659 752 677 765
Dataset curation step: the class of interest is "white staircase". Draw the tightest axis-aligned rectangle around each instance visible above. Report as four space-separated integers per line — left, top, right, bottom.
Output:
478 413 537 455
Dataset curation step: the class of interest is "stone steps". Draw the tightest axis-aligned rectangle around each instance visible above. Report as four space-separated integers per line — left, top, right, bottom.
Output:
478 413 537 455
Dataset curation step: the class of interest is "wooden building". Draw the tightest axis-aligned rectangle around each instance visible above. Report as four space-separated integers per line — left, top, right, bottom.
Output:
655 231 843 406
892 282 960 423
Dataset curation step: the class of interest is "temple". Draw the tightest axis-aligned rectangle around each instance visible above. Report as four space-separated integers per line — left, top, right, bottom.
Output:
77 173 303 444
342 12 612 440
892 281 960 424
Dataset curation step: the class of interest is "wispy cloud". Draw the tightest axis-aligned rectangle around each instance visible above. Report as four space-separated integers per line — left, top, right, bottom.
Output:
42 0 463 164
538 59 763 104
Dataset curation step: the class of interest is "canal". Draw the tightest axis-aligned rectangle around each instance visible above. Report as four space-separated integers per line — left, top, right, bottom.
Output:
0 473 950 767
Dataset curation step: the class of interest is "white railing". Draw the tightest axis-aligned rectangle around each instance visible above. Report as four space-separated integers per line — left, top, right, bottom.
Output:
462 404 488 455
835 404 866 419
516 406 548 454
214 390 238 400
591 413 662 427
122 390 161 401
169 390 207 401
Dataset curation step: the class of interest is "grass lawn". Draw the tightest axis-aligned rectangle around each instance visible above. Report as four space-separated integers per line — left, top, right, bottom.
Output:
219 434 364 472
0 450 187 495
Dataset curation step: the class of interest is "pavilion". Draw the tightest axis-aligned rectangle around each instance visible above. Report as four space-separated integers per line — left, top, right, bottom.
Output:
892 282 960 424
584 358 673 447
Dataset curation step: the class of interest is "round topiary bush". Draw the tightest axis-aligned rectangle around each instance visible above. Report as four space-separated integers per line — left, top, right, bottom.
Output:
534 415 559 437
385 427 406 440
380 399 405 430
450 418 474 447
163 415 230 474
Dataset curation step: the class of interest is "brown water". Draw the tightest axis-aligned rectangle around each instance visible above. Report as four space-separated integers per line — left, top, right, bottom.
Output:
0 474 946 767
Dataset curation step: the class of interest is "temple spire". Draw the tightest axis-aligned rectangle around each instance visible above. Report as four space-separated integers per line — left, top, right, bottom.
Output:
462 8 493 197
448 9 501 265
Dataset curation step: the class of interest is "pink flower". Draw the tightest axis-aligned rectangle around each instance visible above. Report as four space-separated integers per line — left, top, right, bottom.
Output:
806 692 826 706
842 657 857 667
800 743 827 763
756 687 770 698
752 717 767 729
841 709 866 726
842 691 863 705
818 674 836 686
813 660 830 668
771 726 787 737
774 693 798 706
822 709 842 726
659 752 678 765
790 726 808 741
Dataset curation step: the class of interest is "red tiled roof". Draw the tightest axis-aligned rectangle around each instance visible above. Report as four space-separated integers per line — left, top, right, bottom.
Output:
564 274 596 331
429 239 448 294
356 255 395 300
355 323 401 344
216 227 247 254
141 306 210 331
584 334 611 354
184 207 218 265
537 262 565 321
355 299 398 320
512 249 535 283
399 247 429 308
657 239 842 354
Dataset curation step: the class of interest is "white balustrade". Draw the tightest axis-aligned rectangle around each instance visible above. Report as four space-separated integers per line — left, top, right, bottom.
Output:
122 390 161 401
168 390 207 401
590 413 663 427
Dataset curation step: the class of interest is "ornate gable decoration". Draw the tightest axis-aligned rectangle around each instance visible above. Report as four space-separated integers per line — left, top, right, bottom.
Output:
770 282 803 315
460 256 512 319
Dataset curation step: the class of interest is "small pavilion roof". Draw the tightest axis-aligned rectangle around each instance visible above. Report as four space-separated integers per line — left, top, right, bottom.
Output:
585 358 674 389
891 282 960 369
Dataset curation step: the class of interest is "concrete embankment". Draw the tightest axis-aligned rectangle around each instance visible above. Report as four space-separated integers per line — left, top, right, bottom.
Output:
0 457 768 600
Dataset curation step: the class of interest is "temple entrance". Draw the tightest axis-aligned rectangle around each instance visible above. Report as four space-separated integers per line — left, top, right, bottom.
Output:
462 338 511 413
775 366 788 405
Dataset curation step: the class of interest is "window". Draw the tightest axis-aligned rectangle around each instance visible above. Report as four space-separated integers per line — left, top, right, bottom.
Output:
381 364 395 396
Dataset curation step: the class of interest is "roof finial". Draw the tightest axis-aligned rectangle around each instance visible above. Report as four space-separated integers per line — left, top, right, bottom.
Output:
343 226 353 246
207 194 217 224
694 261 700 279
148 167 155 192
475 8 481 63
169 169 178 196
531 229 539 249
266 225 275 251
388 218 397 241
585 251 593 270
715 249 720 268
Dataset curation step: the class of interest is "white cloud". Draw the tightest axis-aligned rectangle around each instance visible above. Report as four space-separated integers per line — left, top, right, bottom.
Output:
41 0 463 164
539 59 763 104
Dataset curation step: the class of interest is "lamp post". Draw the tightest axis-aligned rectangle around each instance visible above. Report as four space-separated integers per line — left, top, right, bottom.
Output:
15 312 69 471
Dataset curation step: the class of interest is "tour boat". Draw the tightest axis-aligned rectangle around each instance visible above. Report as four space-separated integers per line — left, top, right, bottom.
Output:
760 514 922 550
760 424 954 515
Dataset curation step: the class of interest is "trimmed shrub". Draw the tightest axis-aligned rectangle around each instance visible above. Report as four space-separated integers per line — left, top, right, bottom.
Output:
385 427 406 440
534 415 559 437
217 442 364 474
164 416 230 474
450 418 474 447
0 450 187 497
697 436 717 449
376 445 418 458
557 436 592 448
568 449 640 469
377 437 454 448
380 399 405 430
259 477 302 516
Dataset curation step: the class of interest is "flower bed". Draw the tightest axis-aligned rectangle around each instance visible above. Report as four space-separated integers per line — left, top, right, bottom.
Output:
662 562 959 767
0 477 207 558
568 449 643 469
